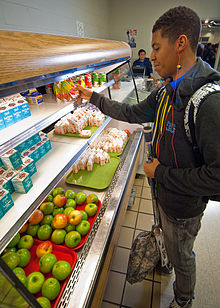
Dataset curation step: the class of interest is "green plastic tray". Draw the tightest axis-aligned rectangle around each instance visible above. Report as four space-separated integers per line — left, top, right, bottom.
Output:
54 125 99 138
65 157 120 190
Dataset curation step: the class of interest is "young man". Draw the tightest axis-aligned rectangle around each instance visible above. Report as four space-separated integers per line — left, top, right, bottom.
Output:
75 6 220 308
132 48 155 79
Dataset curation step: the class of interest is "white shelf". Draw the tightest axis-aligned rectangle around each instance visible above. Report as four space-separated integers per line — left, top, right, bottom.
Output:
0 80 114 155
0 137 88 248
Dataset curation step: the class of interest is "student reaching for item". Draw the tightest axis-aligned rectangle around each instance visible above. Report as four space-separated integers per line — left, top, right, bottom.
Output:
75 6 220 308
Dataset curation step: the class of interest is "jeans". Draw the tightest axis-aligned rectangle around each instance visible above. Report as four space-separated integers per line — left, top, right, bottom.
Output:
157 203 203 301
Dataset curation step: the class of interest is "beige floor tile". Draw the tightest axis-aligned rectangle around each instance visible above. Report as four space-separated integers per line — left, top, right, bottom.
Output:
122 280 153 308
141 187 152 199
134 185 142 197
103 271 126 304
144 177 151 187
139 198 153 214
129 196 140 212
117 226 134 249
123 210 137 228
101 302 120 308
134 177 144 186
136 212 155 231
111 246 130 274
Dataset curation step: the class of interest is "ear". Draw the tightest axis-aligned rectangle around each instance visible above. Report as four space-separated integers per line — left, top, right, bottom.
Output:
176 34 187 54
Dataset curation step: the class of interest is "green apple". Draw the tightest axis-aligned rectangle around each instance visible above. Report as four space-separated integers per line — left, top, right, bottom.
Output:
40 202 54 215
65 231 81 248
13 267 25 276
48 194 53 202
64 199 76 209
85 203 98 217
2 252 20 270
17 248 31 267
65 189 76 199
7 233 20 248
52 187 65 197
39 253 57 274
26 272 45 294
3 247 17 254
15 273 27 285
17 235 34 250
86 193 99 204
64 207 75 216
51 229 66 244
53 207 64 216
80 210 88 220
41 215 54 225
65 224 76 233
37 225 52 240
76 220 90 236
37 297 51 308
27 224 40 237
52 260 71 281
75 192 87 205
41 278 60 300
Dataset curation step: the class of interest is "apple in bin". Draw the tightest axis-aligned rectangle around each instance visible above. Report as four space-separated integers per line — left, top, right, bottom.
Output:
51 229 66 244
37 297 51 308
36 241 53 258
15 273 27 285
75 192 87 205
13 267 26 276
40 214 54 226
52 207 64 217
86 193 99 205
2 252 20 270
40 202 54 215
26 272 45 294
80 210 88 221
64 199 76 209
41 277 60 301
68 210 82 225
85 203 98 217
19 222 28 234
52 187 65 197
64 207 75 217
7 233 20 248
53 194 67 207
65 189 76 200
52 260 72 281
52 213 68 229
37 224 53 240
29 209 44 225
65 231 81 248
17 248 31 267
39 253 57 274
3 247 17 254
76 220 90 236
17 235 34 250
26 224 40 237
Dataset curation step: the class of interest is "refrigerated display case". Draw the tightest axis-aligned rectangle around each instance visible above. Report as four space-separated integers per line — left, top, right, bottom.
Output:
0 30 144 308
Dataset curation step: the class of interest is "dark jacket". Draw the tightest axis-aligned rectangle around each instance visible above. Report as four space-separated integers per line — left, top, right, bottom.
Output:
132 58 153 77
90 58 220 218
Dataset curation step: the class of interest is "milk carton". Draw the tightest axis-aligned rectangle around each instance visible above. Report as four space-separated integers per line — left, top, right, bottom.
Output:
0 188 14 215
0 104 14 127
0 112 5 130
7 102 23 123
12 171 33 193
32 133 41 145
15 164 28 174
42 137 52 153
22 157 37 176
1 149 22 170
29 145 41 162
36 141 46 158
0 167 6 178
2 169 17 194
0 177 11 193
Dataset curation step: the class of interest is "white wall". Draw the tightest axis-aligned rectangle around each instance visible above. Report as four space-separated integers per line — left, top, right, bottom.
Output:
0 0 111 39
108 0 220 61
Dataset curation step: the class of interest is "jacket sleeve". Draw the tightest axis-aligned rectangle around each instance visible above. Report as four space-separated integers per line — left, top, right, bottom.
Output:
155 92 220 197
90 90 157 124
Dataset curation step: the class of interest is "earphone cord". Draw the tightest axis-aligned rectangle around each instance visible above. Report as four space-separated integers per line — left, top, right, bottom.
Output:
157 53 181 168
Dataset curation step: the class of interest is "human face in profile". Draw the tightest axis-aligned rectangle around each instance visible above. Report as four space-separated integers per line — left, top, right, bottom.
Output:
150 30 178 79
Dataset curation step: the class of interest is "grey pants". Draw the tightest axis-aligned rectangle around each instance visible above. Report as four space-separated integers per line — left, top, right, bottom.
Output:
157 203 203 301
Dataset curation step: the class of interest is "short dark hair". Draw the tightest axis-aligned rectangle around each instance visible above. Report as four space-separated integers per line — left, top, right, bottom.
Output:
152 6 201 52
138 49 146 55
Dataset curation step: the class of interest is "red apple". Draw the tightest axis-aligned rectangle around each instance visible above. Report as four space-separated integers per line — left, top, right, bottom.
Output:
36 241 53 258
53 194 67 207
68 210 82 225
52 213 68 229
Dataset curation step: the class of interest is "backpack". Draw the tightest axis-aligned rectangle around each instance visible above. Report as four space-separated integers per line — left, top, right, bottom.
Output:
184 82 220 201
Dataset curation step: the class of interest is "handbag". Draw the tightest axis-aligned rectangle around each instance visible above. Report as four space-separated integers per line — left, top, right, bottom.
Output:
126 228 160 284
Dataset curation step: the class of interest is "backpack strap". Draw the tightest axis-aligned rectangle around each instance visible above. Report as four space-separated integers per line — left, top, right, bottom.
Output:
184 82 220 146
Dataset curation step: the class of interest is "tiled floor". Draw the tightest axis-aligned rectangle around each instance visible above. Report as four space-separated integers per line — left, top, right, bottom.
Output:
101 175 220 308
